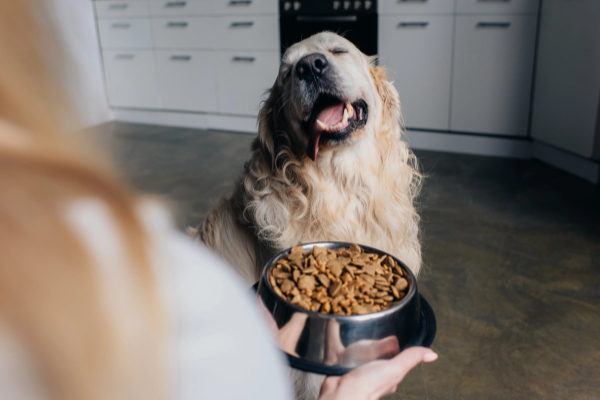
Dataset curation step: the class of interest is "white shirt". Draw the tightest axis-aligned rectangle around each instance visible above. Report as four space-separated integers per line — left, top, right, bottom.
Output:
0 199 292 400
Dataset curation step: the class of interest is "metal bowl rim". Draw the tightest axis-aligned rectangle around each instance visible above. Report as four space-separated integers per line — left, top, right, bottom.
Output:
259 241 418 321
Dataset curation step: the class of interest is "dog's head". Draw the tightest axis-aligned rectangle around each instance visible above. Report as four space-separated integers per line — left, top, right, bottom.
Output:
258 32 401 165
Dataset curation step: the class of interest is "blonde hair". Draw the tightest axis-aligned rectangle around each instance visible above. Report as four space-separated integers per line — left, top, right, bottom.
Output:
0 2 165 400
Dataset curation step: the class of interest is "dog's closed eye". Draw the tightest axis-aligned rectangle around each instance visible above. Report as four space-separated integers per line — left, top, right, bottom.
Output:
330 47 348 55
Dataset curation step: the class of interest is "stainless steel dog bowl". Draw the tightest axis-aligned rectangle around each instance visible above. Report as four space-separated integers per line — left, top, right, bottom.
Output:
256 242 436 376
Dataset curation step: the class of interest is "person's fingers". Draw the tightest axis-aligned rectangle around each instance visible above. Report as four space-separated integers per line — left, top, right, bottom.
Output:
318 347 437 400
319 376 341 398
388 347 437 374
340 347 437 400
368 347 437 397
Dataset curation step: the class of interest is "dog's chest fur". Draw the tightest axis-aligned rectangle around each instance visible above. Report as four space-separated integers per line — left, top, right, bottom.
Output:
244 141 422 275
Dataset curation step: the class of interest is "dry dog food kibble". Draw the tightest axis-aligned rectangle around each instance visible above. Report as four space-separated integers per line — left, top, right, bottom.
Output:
269 244 409 315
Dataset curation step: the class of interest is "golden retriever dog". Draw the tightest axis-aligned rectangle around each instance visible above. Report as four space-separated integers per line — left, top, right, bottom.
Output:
191 32 422 399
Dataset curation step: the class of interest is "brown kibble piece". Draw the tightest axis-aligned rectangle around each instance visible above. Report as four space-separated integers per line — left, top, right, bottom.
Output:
317 274 331 288
362 264 376 275
328 261 343 277
298 275 316 290
329 281 342 297
395 278 408 292
292 269 301 282
394 265 404 276
270 244 409 315
280 279 295 293
341 272 353 284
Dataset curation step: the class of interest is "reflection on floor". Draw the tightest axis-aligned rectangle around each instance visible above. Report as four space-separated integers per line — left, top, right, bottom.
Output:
96 122 600 400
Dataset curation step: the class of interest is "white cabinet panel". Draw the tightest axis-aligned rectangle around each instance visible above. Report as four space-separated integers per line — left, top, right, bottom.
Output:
152 17 212 49
450 16 537 136
95 1 150 18
380 15 453 130
211 16 279 51
216 51 279 116
456 0 539 15
531 0 600 158
155 50 218 112
98 18 153 48
103 50 161 108
379 0 455 15
150 0 208 16
210 0 277 15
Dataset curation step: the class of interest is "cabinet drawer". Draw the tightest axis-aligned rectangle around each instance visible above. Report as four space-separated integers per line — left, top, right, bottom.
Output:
379 16 453 130
155 51 218 112
379 0 455 15
95 1 150 18
150 0 208 16
211 16 279 51
216 51 279 115
152 17 212 49
210 0 277 15
450 16 537 136
98 18 153 48
102 50 161 108
456 0 539 15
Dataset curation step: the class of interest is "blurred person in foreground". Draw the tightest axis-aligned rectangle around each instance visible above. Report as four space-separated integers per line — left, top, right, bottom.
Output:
0 1 437 400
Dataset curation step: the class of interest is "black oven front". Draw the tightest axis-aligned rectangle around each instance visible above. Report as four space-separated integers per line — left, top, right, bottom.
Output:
279 0 378 57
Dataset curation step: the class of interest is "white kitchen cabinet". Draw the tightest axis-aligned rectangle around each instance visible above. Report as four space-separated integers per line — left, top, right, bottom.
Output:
98 18 153 49
380 15 453 130
102 50 161 109
155 50 218 112
210 0 277 15
150 0 209 16
530 0 600 158
95 1 151 18
450 15 537 136
379 0 455 15
216 51 279 116
456 0 539 15
211 16 279 51
152 17 212 49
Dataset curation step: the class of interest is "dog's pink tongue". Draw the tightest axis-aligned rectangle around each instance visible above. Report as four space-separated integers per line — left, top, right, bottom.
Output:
307 102 345 161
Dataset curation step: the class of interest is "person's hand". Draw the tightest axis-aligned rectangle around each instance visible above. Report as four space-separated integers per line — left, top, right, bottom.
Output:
318 346 438 400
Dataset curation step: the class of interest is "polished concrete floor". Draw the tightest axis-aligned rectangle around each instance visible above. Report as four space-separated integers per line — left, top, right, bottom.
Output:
96 122 600 400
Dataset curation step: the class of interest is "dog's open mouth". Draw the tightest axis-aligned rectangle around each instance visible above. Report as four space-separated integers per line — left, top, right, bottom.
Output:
305 94 368 161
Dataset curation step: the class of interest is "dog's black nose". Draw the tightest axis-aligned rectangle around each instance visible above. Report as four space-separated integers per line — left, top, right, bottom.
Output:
296 53 329 81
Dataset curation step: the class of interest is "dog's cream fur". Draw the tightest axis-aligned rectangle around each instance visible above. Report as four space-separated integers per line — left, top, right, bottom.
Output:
192 32 422 400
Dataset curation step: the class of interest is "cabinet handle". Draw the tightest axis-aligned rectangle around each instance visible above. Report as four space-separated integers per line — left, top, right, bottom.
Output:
477 22 511 28
111 22 131 29
170 55 192 61
398 22 429 27
167 21 189 27
478 0 510 2
108 3 129 9
230 21 254 27
165 1 187 7
297 16 358 22
398 0 427 2
229 0 252 4
233 56 256 62
115 54 135 60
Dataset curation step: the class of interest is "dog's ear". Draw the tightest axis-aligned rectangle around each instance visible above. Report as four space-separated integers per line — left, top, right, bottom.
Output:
370 64 402 121
257 84 289 170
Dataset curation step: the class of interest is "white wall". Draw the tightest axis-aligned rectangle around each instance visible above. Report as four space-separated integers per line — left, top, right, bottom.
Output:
48 0 112 128
530 0 600 159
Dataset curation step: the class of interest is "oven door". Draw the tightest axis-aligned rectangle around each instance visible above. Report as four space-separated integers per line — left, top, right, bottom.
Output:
280 14 378 57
